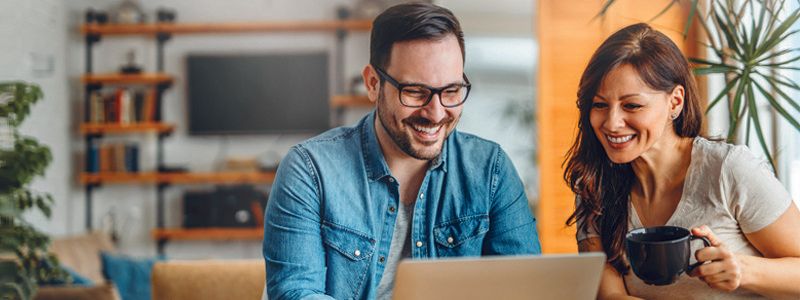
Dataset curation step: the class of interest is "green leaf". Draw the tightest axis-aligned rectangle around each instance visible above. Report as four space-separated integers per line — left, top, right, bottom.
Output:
34 194 51 218
769 72 800 90
753 80 800 134
749 0 768 51
0 82 43 127
689 57 727 66
745 105 752 145
0 281 26 300
728 71 750 141
592 0 618 22
0 194 22 218
694 65 736 75
761 0 787 38
755 8 800 57
754 48 797 65
705 73 741 113
740 5 753 59
761 54 800 67
763 76 800 115
746 83 776 169
712 5 743 58
683 0 700 38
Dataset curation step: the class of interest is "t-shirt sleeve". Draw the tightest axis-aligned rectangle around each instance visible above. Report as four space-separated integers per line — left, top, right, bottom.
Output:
575 195 601 242
723 146 793 233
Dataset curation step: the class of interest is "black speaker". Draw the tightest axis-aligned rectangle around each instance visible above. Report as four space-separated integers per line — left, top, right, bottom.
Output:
182 185 268 228
182 190 214 228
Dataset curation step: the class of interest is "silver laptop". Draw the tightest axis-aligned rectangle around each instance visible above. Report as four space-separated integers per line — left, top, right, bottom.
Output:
392 252 606 300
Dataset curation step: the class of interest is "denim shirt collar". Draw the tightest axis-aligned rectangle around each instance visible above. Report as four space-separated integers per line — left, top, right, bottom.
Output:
361 111 448 182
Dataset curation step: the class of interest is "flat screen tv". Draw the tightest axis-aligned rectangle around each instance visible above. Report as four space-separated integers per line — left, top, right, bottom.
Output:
186 52 330 135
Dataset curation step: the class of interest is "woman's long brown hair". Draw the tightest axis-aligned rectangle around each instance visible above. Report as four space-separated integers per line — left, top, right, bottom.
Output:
564 23 703 274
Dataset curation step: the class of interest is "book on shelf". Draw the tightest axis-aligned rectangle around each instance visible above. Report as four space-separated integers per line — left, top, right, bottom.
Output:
87 142 140 173
125 144 139 172
88 87 157 124
86 140 100 172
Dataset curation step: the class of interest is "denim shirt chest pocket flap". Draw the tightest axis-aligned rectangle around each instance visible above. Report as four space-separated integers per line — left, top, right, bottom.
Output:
433 214 490 249
321 221 376 261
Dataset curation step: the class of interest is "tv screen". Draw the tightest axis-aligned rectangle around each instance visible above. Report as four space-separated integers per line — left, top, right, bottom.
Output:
186 52 330 135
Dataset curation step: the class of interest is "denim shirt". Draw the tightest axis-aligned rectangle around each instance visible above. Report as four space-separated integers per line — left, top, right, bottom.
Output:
263 111 541 300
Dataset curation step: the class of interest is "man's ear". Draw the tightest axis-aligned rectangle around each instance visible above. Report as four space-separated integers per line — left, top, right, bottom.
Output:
362 65 380 103
669 85 685 117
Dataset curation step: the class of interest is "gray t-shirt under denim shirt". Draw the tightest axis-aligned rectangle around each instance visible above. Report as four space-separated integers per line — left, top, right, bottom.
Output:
376 202 414 300
576 137 792 300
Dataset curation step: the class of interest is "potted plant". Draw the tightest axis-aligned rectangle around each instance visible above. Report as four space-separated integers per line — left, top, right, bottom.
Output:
0 82 65 300
599 0 800 167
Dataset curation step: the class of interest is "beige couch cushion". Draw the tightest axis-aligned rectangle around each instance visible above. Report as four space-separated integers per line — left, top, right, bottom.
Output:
50 231 115 283
151 259 265 300
34 283 120 300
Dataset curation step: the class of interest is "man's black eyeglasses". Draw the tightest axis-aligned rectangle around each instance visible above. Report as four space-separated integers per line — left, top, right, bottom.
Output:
373 66 471 108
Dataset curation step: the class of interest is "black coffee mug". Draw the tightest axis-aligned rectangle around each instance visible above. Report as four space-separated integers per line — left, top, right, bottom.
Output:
625 226 711 286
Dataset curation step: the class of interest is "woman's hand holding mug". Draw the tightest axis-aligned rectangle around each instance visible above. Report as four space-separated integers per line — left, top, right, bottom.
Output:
688 225 745 292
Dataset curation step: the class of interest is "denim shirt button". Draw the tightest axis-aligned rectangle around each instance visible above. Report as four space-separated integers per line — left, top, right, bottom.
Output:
388 206 396 213
447 236 454 244
419 193 425 199
354 249 361 257
415 241 423 248
379 256 385 263
388 177 395 183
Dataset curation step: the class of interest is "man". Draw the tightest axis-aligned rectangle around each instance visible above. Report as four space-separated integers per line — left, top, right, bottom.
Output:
263 3 541 300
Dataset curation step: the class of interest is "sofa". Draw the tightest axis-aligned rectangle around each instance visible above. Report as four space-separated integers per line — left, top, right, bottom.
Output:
151 259 265 300
35 231 121 300
37 232 266 300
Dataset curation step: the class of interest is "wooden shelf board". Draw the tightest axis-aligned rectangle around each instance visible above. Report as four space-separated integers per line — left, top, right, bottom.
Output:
80 123 174 134
160 172 276 184
82 20 372 36
152 228 263 241
81 172 161 184
331 94 372 108
80 171 276 185
82 73 173 85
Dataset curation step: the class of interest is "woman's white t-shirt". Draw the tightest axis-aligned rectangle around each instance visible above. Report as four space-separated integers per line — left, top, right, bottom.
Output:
576 137 793 299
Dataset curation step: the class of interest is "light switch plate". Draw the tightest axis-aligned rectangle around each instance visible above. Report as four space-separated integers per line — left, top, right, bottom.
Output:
28 51 55 77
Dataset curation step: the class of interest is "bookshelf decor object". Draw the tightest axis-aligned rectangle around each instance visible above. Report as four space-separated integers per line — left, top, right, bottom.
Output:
80 9 372 254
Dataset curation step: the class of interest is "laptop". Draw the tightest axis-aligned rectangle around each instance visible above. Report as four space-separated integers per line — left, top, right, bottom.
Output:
392 252 606 300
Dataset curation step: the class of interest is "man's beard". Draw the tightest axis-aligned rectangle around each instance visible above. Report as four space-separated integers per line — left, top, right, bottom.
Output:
376 90 457 160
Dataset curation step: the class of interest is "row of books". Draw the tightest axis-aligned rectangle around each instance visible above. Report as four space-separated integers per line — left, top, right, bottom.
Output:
88 88 159 124
86 143 140 173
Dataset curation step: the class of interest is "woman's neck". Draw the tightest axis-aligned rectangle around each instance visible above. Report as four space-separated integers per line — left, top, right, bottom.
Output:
630 134 694 202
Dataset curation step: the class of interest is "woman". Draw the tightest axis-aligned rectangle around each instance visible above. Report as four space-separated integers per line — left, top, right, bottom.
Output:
565 23 800 299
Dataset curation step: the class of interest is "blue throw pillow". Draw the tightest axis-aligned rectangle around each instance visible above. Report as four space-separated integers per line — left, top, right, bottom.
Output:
101 252 165 300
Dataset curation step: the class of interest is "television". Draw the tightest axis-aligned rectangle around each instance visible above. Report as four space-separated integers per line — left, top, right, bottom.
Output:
186 52 330 135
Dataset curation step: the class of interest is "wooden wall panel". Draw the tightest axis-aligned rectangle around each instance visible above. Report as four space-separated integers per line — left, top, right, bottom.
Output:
536 0 703 253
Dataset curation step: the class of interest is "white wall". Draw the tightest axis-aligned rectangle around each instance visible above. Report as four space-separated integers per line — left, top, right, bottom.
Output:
0 0 73 237
5 0 537 259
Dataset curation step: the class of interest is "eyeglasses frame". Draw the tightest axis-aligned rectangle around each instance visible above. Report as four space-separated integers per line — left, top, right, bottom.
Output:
372 65 472 108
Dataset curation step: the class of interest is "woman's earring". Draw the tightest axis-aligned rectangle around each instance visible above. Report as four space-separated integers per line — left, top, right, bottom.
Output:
671 113 678 120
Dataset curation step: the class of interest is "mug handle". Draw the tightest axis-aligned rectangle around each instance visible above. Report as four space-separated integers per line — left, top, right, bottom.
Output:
687 235 712 272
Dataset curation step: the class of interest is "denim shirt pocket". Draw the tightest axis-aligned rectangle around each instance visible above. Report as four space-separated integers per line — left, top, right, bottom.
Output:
321 221 376 299
433 214 490 257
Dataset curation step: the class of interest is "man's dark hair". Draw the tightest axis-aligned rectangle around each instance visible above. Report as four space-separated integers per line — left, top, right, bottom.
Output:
369 2 465 70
